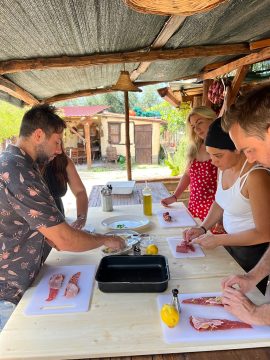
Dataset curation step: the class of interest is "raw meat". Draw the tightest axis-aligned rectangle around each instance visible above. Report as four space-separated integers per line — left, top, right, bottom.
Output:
182 296 223 306
190 316 252 331
64 272 81 298
46 273 65 301
176 240 195 253
163 212 172 222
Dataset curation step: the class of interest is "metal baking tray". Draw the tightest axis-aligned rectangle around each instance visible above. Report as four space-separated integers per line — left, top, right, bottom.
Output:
95 255 170 293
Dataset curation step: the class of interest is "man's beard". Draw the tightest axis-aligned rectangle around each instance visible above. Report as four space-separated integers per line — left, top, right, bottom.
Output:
35 144 50 165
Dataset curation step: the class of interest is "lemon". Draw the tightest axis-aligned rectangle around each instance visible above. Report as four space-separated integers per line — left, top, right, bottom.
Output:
146 244 158 255
160 304 179 328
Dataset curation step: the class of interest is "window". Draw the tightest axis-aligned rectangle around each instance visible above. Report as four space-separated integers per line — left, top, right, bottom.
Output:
108 123 121 144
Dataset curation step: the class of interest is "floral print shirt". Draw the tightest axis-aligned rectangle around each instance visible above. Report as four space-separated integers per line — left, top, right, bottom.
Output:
0 145 64 304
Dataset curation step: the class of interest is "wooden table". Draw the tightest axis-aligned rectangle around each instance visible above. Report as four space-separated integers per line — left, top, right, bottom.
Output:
88 182 170 207
0 204 268 360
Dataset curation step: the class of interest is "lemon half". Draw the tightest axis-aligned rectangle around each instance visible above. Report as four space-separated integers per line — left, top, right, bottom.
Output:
160 304 179 328
146 244 158 255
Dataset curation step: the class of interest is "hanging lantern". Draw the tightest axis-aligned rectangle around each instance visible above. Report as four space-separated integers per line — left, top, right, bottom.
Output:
111 71 142 92
123 0 227 16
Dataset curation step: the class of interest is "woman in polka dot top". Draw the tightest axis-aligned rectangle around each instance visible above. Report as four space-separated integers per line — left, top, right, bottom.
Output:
161 106 218 222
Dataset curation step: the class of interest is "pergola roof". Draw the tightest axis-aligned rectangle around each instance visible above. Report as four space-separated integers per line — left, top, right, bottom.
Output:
0 0 269 105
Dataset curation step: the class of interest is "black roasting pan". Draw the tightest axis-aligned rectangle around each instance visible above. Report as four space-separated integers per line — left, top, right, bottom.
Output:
95 255 170 293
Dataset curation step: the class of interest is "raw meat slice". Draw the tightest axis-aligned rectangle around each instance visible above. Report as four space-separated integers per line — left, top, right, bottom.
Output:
176 240 195 253
190 316 252 331
64 272 81 298
182 296 223 306
163 212 172 222
46 273 65 301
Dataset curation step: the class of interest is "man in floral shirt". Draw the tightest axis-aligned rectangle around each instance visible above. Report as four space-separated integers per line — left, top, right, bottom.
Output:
0 104 124 331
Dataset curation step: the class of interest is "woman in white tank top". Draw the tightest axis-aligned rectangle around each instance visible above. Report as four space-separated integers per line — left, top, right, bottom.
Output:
184 118 270 294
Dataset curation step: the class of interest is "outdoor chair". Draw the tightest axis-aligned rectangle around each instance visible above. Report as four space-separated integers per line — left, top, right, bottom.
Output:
69 148 87 164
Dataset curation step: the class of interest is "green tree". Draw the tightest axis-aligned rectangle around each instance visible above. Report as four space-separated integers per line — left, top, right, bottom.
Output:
57 85 162 113
150 101 191 133
0 101 26 143
164 135 188 176
139 85 162 109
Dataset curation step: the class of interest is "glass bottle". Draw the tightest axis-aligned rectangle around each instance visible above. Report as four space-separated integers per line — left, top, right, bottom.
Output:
142 181 152 216
171 288 181 314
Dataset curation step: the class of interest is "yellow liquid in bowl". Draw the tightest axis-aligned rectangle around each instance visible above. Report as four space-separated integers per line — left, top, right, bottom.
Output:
143 194 152 216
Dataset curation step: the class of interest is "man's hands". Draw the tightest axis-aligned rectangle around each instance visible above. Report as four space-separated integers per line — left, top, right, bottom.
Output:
221 273 258 294
103 235 125 250
222 287 259 325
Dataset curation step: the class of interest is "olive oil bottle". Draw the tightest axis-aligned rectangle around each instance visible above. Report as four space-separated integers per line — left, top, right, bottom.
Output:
142 181 152 216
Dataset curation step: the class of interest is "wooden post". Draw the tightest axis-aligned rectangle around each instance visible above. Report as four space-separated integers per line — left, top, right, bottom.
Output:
124 91 132 180
84 122 92 168
202 79 213 106
192 95 202 107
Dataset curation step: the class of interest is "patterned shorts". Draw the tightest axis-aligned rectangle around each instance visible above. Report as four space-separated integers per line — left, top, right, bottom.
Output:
0 300 16 332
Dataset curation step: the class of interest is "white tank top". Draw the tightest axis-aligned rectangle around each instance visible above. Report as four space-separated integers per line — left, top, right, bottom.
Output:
215 160 270 234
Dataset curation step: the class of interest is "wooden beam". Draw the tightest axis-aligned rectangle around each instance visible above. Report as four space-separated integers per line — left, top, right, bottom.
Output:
250 38 270 51
0 43 250 75
203 60 230 71
0 76 39 105
84 123 92 168
130 15 186 81
199 47 270 80
228 65 250 107
67 125 86 144
192 96 203 107
218 65 249 117
44 88 113 104
202 79 213 107
124 92 132 181
184 87 203 96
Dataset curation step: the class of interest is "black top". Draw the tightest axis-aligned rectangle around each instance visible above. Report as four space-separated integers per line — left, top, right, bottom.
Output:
43 162 67 216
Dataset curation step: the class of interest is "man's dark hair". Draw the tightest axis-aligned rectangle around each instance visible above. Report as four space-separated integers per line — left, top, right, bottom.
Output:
19 104 66 137
222 85 270 139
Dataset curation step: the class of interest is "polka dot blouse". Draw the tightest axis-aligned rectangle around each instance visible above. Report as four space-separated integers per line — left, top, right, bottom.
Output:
188 159 218 221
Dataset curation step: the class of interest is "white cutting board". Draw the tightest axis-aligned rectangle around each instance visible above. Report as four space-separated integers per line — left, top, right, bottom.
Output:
157 292 270 343
25 265 96 316
167 237 205 258
157 205 196 228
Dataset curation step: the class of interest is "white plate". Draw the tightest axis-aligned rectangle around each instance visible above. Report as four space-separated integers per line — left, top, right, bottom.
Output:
101 245 133 256
101 229 141 256
105 229 140 244
101 215 149 230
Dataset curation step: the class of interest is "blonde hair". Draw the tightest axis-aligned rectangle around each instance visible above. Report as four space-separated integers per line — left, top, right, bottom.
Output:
186 106 216 162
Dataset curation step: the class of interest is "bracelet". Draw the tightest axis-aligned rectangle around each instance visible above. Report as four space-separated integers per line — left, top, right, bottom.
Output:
77 214 86 220
200 226 207 234
172 194 177 201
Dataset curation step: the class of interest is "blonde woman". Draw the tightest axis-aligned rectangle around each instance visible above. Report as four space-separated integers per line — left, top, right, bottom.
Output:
161 106 217 221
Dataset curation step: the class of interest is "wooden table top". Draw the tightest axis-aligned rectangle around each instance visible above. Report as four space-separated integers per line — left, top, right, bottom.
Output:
88 182 170 207
0 204 268 360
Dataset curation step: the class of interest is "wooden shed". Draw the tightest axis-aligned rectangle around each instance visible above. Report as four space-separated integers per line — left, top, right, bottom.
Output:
98 112 165 164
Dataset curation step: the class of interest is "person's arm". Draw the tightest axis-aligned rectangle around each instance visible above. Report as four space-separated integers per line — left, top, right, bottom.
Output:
222 287 270 326
193 169 270 249
184 201 223 242
221 244 270 292
66 157 88 229
39 222 124 252
161 169 190 207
